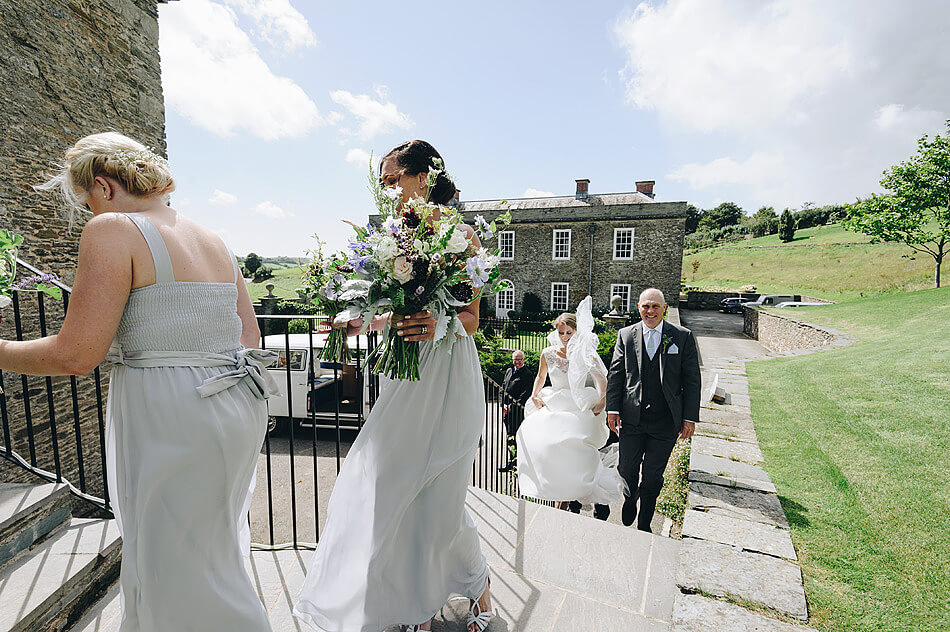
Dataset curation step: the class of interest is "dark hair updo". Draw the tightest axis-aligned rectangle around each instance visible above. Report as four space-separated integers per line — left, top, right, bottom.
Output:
380 139 457 205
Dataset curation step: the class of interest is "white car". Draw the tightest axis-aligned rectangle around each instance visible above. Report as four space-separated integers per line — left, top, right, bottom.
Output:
261 332 375 433
773 301 827 308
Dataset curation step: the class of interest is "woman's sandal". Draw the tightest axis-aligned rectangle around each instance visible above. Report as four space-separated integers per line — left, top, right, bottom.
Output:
467 578 494 631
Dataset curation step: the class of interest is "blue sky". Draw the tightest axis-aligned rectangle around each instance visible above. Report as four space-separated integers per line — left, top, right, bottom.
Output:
158 0 950 257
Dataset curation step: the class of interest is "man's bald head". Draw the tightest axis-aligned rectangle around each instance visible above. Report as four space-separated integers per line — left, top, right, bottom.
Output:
638 288 667 328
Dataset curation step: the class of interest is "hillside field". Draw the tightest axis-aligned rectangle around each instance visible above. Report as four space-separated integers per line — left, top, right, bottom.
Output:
684 223 942 300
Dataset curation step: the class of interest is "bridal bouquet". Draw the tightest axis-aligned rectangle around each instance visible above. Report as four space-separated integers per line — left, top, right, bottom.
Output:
300 240 355 363
322 161 511 380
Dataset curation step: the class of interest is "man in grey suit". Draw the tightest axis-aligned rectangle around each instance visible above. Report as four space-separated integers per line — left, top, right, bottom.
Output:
606 288 701 532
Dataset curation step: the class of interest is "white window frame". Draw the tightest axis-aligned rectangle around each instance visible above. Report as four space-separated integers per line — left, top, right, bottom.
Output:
552 229 572 261
499 230 514 261
610 284 632 313
613 227 635 260
550 282 569 311
496 281 515 317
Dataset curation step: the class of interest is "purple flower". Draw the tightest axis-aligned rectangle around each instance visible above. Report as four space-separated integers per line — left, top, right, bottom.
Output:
14 273 59 290
347 255 371 274
348 238 370 253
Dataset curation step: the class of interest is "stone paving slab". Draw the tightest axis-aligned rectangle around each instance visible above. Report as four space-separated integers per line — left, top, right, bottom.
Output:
688 482 788 529
682 510 796 560
694 422 758 444
677 539 807 621
688 453 777 494
690 436 764 465
697 407 754 429
672 593 818 632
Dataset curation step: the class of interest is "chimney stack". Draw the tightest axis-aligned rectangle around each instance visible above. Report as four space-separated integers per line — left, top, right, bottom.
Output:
575 179 590 200
636 180 655 198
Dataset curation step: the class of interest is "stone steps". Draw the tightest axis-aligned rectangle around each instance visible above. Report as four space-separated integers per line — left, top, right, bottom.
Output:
0 482 121 632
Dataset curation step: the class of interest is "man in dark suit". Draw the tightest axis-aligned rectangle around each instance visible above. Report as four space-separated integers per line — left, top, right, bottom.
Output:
606 288 701 532
499 349 534 472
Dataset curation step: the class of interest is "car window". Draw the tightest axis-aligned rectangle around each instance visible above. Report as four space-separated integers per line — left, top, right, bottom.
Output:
275 349 307 371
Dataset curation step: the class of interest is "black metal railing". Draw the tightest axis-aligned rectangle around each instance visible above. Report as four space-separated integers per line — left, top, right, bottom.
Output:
0 264 538 550
0 259 111 510
479 317 551 354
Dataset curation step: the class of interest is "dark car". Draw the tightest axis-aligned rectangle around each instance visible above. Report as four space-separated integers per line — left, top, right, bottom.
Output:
719 297 749 314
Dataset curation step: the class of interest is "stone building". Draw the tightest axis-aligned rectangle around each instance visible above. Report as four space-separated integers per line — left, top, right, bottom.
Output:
459 179 686 318
0 0 171 493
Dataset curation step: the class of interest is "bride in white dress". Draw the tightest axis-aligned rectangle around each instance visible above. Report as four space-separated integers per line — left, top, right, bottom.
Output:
516 296 625 510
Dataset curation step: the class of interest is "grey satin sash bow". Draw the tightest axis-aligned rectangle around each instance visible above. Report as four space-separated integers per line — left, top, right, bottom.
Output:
107 347 280 400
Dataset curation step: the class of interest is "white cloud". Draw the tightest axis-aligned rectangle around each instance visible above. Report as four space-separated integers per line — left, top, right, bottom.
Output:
326 111 344 126
222 0 316 51
344 148 373 169
254 201 294 218
330 90 413 141
159 0 321 140
208 189 238 205
616 0 950 207
667 153 785 190
522 188 556 198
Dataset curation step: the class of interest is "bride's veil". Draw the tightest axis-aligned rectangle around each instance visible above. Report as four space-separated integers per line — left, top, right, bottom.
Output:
565 296 607 411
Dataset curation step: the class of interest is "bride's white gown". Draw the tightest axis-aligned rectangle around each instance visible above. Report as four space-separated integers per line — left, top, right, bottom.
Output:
293 335 489 631
516 346 624 505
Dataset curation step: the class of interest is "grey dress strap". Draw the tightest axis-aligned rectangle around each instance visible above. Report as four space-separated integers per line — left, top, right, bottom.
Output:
225 246 241 284
125 213 176 284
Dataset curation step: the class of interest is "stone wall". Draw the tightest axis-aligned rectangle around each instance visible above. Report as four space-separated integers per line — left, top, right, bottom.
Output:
0 0 167 496
743 306 847 353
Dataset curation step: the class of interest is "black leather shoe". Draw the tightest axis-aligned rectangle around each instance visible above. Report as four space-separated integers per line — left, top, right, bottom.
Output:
621 496 637 527
568 501 581 513
497 461 514 473
637 524 653 534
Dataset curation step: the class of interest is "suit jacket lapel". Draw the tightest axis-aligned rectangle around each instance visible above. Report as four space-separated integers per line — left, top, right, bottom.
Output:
658 321 666 384
633 321 643 369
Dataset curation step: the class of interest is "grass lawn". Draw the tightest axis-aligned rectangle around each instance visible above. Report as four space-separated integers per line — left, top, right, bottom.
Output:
684 224 943 300
746 287 950 631
245 264 307 301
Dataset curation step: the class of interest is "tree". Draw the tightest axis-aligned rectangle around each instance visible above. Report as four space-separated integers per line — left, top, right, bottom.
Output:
845 121 950 288
779 208 796 242
244 252 263 276
685 204 703 234
697 202 743 232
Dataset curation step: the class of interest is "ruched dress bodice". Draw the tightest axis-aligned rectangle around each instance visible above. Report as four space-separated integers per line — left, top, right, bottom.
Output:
115 282 241 355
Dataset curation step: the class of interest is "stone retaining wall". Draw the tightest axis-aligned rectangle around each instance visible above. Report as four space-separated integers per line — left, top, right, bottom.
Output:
743 306 851 353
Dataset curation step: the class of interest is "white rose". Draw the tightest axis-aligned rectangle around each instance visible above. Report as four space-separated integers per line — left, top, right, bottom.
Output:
392 256 413 283
374 236 398 265
445 227 470 254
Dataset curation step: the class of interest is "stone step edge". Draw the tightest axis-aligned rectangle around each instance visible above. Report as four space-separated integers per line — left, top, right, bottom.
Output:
0 484 73 572
672 591 819 632
4 520 121 632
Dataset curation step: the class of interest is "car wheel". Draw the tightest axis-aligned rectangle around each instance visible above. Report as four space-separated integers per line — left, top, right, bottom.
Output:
267 416 283 436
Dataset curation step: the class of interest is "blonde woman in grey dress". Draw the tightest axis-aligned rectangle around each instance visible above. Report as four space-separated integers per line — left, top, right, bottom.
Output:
0 133 275 631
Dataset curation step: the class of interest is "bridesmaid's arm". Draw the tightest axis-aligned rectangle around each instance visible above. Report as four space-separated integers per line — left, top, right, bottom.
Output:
0 215 132 376
235 270 261 349
455 224 480 336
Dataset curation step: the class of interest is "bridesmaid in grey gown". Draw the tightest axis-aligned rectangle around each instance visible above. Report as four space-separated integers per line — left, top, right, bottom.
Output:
0 132 275 631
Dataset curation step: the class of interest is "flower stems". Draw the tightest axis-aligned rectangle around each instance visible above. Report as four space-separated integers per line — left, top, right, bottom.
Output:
320 328 351 364
367 326 421 381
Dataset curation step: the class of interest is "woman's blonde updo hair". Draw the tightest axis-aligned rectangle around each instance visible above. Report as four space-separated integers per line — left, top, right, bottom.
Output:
36 132 175 226
553 312 577 330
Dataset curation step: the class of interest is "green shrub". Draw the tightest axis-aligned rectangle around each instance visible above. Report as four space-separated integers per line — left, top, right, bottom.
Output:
522 292 543 313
